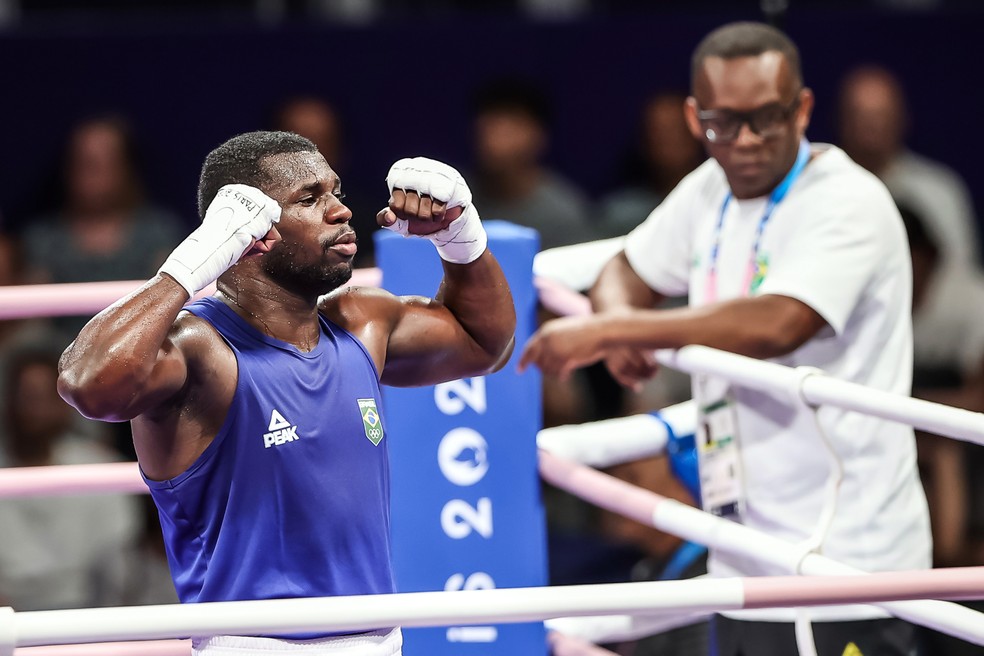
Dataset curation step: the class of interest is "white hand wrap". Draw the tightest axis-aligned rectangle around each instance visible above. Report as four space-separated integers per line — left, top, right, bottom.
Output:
384 157 488 265
159 184 281 298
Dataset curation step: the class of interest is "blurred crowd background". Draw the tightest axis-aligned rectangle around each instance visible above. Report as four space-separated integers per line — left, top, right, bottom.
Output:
1 0 983 652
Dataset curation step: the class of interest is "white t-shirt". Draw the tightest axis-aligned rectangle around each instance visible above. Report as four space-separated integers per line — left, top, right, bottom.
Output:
625 144 932 622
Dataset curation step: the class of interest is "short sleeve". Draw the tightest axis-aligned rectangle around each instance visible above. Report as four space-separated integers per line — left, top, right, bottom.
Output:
624 163 718 297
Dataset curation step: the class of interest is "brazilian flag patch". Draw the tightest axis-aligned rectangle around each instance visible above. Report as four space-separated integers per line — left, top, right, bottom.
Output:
358 398 384 446
750 253 769 293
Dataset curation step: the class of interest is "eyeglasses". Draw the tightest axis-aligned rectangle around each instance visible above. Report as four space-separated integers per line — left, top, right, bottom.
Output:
696 95 801 144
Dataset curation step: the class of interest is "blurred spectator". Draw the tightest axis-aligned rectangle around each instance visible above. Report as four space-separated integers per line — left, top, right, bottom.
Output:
273 96 343 166
0 348 140 610
469 78 599 431
0 227 66 455
0 230 24 350
837 65 981 268
597 92 704 239
901 204 984 565
22 115 183 345
592 92 701 419
272 96 380 267
901 202 984 653
907 205 984 411
0 230 15 288
520 0 589 19
469 78 596 250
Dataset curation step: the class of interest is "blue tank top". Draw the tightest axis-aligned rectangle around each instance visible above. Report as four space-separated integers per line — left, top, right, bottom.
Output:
144 297 395 621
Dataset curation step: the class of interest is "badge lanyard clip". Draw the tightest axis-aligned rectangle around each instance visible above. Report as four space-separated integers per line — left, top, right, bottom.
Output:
695 140 811 519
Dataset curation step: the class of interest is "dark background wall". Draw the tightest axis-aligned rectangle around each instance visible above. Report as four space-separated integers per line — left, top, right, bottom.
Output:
1 5 981 243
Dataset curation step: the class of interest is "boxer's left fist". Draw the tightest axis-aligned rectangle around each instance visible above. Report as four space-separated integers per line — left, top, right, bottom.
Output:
380 157 472 235
380 157 487 264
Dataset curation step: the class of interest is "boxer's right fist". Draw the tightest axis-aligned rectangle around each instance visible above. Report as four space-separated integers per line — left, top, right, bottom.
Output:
159 184 281 298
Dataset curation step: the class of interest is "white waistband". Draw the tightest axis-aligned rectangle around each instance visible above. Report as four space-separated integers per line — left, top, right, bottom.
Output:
191 628 402 655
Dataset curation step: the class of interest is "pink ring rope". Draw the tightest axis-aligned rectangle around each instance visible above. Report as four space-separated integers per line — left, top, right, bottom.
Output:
15 640 190 656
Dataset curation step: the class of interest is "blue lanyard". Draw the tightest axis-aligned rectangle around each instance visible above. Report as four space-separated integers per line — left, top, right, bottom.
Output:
705 138 812 301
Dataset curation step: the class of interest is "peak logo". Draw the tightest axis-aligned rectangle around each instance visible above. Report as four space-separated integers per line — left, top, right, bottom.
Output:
263 409 299 448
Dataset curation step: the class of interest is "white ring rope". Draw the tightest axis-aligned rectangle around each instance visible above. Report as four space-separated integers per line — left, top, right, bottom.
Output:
545 608 711 646
535 401 693 468
532 237 626 294
657 346 984 446
1 569 982 651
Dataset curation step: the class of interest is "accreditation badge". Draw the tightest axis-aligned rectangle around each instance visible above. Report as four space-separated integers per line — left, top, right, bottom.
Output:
695 375 746 518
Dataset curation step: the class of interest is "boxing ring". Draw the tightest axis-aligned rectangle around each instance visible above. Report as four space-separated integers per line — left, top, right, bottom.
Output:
2 264 984 656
